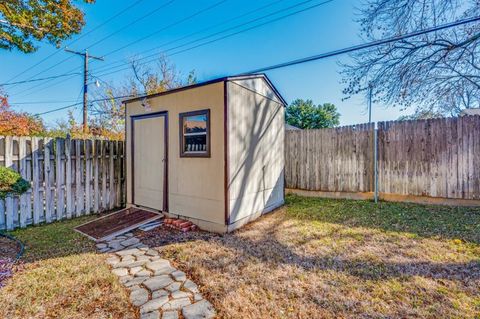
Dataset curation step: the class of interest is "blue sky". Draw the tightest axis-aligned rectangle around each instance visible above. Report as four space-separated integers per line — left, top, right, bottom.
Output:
0 0 412 127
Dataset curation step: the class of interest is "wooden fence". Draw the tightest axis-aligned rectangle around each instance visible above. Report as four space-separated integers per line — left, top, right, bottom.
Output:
285 116 480 202
378 116 480 199
0 136 125 231
285 123 375 192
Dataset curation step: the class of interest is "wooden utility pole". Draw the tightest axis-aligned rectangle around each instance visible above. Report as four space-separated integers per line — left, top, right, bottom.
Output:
65 48 104 133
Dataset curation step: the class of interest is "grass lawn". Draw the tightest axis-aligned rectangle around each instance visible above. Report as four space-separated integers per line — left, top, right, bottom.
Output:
140 195 480 319
0 215 136 319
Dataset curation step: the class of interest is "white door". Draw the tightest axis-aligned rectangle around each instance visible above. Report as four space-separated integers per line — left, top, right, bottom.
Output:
133 113 167 211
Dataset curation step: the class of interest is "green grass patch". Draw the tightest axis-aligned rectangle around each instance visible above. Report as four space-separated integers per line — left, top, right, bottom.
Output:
285 194 480 243
0 215 136 319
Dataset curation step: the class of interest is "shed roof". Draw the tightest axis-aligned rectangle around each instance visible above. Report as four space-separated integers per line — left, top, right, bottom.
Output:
122 73 287 106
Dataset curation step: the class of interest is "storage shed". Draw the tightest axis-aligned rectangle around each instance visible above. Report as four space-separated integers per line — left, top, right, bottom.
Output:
124 74 286 233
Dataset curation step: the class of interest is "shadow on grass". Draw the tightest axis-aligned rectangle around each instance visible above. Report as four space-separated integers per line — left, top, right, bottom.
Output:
141 194 480 283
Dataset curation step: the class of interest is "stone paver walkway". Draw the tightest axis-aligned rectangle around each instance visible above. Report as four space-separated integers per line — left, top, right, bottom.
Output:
97 233 216 319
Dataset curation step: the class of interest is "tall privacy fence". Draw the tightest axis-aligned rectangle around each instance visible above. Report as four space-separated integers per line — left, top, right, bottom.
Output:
285 115 480 202
0 136 125 231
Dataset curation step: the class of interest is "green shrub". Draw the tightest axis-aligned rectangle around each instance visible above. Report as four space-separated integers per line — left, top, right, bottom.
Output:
0 166 30 199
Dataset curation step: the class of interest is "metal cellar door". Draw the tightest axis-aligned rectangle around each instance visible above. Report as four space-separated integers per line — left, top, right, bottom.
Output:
132 113 167 211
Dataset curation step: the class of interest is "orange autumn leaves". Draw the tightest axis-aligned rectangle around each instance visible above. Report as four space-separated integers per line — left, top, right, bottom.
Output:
0 92 44 136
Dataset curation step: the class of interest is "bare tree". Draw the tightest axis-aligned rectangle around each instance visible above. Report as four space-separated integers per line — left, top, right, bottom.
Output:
342 0 480 116
89 55 196 138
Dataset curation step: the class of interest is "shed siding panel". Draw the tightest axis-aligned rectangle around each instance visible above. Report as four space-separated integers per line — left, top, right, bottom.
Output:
126 82 225 225
227 80 285 224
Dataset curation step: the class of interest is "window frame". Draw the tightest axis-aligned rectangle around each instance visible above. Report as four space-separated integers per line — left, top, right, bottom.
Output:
179 108 211 158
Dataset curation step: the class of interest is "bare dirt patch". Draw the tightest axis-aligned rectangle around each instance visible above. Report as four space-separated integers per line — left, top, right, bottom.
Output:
0 235 20 288
139 195 480 319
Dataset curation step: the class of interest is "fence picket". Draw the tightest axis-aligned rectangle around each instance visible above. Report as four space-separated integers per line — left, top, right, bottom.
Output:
85 139 92 214
94 140 100 213
102 141 107 210
0 200 5 230
109 141 115 209
31 137 41 225
75 139 84 216
44 138 53 223
65 137 73 219
19 137 28 227
5 136 13 230
56 138 65 220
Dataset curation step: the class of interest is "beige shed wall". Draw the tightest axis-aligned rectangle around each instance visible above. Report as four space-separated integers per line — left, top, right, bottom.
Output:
126 82 225 226
227 79 285 226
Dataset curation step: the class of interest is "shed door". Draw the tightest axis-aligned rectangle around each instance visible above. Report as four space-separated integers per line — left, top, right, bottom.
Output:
132 113 167 211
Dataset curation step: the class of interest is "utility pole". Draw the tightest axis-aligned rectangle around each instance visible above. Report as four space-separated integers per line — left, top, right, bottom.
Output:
368 83 373 123
368 83 378 203
65 48 104 133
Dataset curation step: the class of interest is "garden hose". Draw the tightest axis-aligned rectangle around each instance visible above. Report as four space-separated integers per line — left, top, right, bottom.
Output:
0 231 24 261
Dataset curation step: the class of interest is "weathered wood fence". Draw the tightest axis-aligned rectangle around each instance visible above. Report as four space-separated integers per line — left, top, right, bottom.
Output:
286 116 480 202
0 137 125 231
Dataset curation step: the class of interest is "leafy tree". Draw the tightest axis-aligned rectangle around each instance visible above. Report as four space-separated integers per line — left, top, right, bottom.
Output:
0 0 94 53
286 99 340 129
342 0 480 116
0 90 45 135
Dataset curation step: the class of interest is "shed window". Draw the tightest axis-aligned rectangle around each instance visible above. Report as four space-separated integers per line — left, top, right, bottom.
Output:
179 109 210 157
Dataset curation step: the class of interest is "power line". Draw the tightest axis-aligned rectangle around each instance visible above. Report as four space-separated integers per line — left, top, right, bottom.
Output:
3 0 146 86
10 73 80 98
8 0 282 92
7 0 213 96
0 72 80 86
114 15 480 104
102 0 229 57
86 0 177 50
6 0 165 95
245 15 480 74
21 0 331 97
33 102 83 116
10 99 78 105
30 12 480 117
33 94 139 116
7 0 178 96
94 0 334 77
92 0 290 74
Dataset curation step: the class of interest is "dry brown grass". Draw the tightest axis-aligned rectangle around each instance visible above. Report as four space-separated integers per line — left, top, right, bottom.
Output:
0 216 136 319
140 195 480 319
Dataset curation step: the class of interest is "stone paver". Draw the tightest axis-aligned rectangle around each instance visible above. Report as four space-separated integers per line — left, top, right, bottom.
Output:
162 310 179 319
130 287 149 306
97 232 215 319
143 275 174 291
162 297 191 311
141 296 169 314
141 310 160 319
112 268 129 277
182 300 216 319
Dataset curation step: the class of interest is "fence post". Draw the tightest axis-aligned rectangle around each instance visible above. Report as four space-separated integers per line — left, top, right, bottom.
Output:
5 136 13 230
374 125 379 203
85 139 92 214
44 138 53 223
56 138 65 221
19 137 28 228
65 136 73 219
